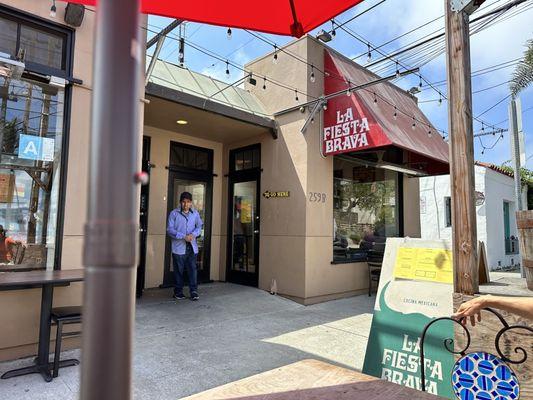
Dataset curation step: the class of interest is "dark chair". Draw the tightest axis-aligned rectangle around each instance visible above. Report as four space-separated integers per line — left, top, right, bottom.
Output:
420 308 532 397
51 306 82 378
366 243 385 296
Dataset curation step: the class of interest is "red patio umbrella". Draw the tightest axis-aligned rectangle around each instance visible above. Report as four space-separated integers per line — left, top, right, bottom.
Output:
66 0 364 37
61 1 364 399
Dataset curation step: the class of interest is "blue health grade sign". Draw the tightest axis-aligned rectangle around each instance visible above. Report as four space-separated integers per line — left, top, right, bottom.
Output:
18 134 55 162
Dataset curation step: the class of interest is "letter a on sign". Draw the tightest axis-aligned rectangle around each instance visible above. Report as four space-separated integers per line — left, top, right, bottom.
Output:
24 141 38 157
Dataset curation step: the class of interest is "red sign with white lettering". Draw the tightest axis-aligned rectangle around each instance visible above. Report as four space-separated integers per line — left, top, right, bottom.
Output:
323 52 389 156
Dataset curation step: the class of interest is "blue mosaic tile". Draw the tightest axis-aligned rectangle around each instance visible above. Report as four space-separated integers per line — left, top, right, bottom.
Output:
451 352 520 400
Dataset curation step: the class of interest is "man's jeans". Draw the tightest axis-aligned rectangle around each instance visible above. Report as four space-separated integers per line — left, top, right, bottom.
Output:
172 244 198 296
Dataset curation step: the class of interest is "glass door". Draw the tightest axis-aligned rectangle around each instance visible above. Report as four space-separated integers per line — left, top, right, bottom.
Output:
230 180 258 274
226 145 261 287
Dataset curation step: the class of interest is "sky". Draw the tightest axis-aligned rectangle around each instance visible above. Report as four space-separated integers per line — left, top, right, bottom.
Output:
146 0 533 168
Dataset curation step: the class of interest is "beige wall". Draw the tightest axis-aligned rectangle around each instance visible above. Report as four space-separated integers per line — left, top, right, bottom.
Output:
245 36 422 304
0 2 146 360
143 126 224 288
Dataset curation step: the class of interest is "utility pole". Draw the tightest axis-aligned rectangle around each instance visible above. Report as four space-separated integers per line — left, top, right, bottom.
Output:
445 0 484 294
509 97 526 278
509 97 524 211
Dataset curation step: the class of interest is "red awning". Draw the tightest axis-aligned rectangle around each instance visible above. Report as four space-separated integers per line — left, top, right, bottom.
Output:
323 49 449 175
64 0 365 37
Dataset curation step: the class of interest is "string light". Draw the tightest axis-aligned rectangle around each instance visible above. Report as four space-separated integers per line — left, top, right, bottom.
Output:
481 122 485 132
50 0 57 17
227 28 232 40
263 77 267 90
393 107 397 120
331 20 336 37
419 76 423 88
373 92 377 104
225 60 230 76
412 116 416 130
295 89 299 102
367 43 372 62
323 102 328 111
346 81 351 96
310 65 316 83
428 129 432 137
395 61 400 78
273 45 278 64
438 92 442 106
178 37 185 65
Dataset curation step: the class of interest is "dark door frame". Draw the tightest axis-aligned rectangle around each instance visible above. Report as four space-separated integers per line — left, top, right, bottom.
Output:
136 136 151 298
162 142 214 287
226 144 261 287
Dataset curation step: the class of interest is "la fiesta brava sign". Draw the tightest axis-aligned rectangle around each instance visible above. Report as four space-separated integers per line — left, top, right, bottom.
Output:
323 107 371 155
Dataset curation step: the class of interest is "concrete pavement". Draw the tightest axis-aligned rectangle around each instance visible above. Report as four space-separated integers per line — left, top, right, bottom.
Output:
0 283 375 400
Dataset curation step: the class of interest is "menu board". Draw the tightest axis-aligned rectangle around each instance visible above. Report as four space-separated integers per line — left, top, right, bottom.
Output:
362 238 455 399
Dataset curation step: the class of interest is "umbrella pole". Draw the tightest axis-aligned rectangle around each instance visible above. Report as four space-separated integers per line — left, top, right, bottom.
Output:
80 0 141 398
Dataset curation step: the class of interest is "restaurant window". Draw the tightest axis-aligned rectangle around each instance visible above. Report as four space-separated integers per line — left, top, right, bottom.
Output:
333 157 400 263
444 197 452 227
0 8 71 271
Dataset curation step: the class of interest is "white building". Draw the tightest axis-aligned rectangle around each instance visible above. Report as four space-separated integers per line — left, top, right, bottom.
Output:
419 162 529 270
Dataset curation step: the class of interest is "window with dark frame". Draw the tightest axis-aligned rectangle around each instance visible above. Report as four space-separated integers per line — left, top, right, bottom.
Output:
0 12 68 76
445 197 452 228
232 146 260 172
333 157 400 263
0 7 72 272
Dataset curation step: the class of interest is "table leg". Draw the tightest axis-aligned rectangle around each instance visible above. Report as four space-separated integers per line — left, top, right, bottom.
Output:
36 284 54 380
1 359 79 382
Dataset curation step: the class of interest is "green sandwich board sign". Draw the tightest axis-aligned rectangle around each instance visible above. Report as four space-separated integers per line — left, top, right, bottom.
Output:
362 238 455 399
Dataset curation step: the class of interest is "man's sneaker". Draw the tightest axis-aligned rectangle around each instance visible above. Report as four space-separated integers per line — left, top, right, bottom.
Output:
173 294 186 300
191 292 199 301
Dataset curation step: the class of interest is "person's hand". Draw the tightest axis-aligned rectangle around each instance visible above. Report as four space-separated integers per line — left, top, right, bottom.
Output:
452 296 489 326
185 234 193 242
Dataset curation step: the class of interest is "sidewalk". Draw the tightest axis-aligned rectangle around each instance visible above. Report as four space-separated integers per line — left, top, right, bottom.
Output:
0 283 375 400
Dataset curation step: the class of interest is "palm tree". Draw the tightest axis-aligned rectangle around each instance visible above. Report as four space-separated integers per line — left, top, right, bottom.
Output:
510 39 533 97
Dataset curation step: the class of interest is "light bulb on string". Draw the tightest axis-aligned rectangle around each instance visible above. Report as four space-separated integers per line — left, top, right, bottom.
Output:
393 107 397 120
178 37 185 64
367 43 372 62
395 61 400 78
438 92 442 106
481 149 485 155
428 129 432 137
373 93 377 105
263 77 267 90
481 122 485 132
331 20 336 37
419 76 423 88
273 45 278 64
50 0 57 17
346 81 351 97
412 117 416 130
225 60 230 76
227 28 232 40
310 65 316 83
295 89 299 102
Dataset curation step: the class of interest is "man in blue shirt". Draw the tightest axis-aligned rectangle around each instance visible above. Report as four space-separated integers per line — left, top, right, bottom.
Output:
167 191 203 300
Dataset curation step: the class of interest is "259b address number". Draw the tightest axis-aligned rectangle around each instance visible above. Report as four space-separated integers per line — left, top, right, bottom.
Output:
309 192 326 203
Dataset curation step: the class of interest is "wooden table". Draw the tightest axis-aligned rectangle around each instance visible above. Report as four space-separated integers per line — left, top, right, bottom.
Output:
182 359 441 400
0 269 84 382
